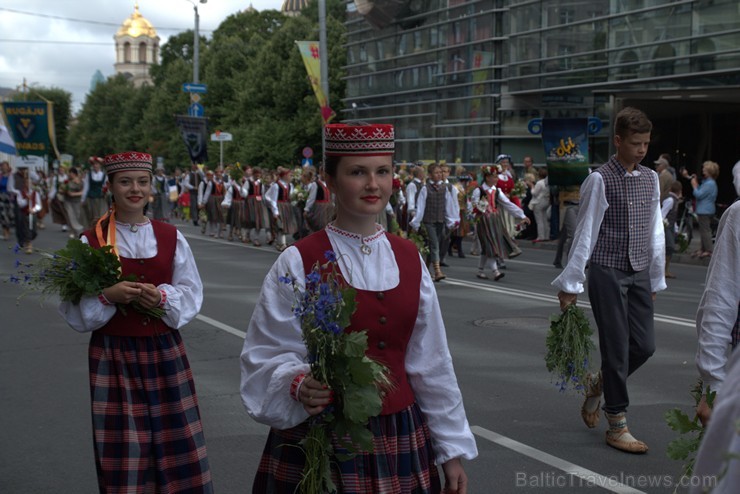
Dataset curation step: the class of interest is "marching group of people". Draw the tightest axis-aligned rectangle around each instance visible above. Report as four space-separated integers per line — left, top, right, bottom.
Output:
4 109 740 493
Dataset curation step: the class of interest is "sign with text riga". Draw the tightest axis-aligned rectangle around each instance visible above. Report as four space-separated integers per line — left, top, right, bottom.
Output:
0 101 60 158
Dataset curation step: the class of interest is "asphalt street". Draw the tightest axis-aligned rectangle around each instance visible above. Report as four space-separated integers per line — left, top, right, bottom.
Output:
1 220 713 493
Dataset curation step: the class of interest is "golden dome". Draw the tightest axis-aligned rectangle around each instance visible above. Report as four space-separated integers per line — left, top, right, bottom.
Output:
116 4 158 39
282 0 310 16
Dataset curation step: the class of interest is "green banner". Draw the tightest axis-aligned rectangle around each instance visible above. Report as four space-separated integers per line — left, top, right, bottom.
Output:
0 101 58 157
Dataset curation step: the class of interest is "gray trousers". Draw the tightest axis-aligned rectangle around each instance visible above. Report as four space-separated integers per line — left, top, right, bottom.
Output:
424 222 445 263
587 263 655 414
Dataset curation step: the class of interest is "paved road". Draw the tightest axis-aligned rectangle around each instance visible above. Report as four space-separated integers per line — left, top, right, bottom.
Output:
0 221 713 493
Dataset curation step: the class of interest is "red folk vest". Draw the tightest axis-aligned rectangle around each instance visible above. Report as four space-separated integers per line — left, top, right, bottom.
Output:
296 229 421 415
84 220 177 337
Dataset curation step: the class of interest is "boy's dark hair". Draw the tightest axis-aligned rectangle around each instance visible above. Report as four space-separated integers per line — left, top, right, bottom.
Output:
670 180 683 194
614 107 652 138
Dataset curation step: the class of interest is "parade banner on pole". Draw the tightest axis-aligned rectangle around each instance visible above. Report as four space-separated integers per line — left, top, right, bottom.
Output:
528 117 601 186
296 41 335 124
175 115 209 164
0 101 59 158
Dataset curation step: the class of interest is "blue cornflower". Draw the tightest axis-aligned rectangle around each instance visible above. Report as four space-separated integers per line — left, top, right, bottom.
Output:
13 244 21 254
306 271 320 285
24 274 32 283
324 250 337 262
9 275 20 284
14 259 22 268
326 322 342 335
279 274 293 284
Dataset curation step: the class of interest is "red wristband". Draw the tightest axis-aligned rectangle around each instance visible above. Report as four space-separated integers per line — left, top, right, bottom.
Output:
290 373 306 401
158 289 167 308
98 292 113 306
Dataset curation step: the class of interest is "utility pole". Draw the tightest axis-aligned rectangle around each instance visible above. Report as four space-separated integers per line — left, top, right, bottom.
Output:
319 0 329 165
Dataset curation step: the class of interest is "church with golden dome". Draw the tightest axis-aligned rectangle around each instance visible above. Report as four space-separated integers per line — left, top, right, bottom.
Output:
114 3 159 87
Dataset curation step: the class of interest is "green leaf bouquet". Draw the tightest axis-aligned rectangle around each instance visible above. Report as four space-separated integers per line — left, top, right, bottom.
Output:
280 250 391 494
545 304 595 393
665 380 716 487
10 239 165 319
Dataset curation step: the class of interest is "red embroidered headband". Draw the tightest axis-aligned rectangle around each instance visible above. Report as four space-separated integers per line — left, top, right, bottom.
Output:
324 123 394 156
103 151 153 174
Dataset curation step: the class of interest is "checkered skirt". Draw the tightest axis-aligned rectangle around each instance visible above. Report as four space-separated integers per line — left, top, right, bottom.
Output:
252 403 441 493
88 330 213 493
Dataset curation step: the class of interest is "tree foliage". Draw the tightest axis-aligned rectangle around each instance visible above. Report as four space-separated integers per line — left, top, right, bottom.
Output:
61 1 347 172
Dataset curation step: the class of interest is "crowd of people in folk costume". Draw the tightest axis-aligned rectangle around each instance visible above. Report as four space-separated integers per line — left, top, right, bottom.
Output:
5 112 740 493
2 152 548 284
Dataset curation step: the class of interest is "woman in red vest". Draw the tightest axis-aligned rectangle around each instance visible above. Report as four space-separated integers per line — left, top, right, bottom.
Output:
240 123 478 493
59 151 213 493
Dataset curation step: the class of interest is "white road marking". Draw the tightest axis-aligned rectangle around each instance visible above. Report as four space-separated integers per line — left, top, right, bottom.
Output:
472 426 647 493
196 313 246 339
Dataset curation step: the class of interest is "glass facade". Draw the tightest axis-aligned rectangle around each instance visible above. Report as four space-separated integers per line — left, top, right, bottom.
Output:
343 0 740 166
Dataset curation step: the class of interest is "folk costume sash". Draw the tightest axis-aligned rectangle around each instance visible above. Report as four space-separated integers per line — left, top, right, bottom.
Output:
295 229 421 415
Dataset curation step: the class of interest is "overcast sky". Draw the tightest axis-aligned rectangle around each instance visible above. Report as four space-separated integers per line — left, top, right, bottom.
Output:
0 1 285 113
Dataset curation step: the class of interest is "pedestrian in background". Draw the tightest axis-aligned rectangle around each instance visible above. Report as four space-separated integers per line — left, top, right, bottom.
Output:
682 160 719 259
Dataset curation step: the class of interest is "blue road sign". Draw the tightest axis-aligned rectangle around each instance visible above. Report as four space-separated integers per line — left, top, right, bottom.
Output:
302 158 313 167
188 103 204 117
183 83 207 94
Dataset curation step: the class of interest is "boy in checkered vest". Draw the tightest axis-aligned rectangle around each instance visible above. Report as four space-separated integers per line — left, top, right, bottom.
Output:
552 107 666 454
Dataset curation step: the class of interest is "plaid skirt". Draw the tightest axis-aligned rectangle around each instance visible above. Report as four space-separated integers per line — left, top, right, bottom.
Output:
0 191 14 229
227 198 247 228
246 196 270 230
88 330 213 494
253 403 440 494
476 210 516 259
205 194 224 223
305 202 335 232
276 202 299 235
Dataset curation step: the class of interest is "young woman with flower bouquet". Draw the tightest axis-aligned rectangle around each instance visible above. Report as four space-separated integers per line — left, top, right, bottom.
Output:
468 164 530 281
58 151 213 493
240 123 477 493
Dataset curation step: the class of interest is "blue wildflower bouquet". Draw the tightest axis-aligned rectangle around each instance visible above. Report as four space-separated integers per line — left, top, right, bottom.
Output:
544 305 595 393
281 250 391 494
10 239 164 318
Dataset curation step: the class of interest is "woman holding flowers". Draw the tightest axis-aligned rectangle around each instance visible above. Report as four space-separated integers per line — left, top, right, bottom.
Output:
58 151 213 493
240 123 477 494
469 164 530 281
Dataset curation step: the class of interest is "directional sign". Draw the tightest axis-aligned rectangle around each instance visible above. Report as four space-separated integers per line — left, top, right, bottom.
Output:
210 132 233 142
183 83 207 94
302 158 313 167
188 103 204 117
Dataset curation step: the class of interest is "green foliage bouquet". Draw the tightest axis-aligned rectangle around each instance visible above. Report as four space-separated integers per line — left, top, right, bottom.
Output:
545 305 595 393
280 250 391 494
9 239 164 318
665 380 716 485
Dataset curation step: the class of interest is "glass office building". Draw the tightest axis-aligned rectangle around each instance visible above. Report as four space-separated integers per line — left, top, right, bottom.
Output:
343 0 740 196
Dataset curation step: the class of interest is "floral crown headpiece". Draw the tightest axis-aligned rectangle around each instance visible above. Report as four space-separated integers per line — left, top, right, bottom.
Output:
480 164 502 176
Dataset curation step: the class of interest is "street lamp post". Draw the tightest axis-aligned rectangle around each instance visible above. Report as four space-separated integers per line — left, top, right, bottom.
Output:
186 0 207 84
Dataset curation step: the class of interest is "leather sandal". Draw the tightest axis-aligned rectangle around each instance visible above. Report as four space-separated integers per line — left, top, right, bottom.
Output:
606 427 649 454
581 371 602 429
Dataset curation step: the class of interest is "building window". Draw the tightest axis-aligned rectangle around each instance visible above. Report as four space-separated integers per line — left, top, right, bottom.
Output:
124 42 131 63
139 43 147 64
